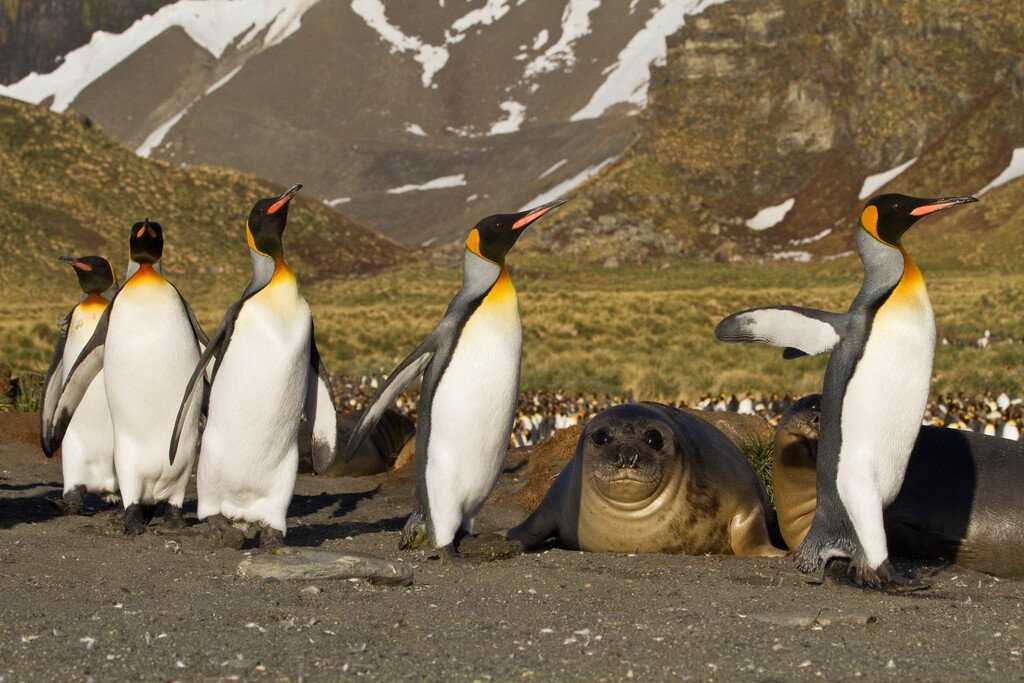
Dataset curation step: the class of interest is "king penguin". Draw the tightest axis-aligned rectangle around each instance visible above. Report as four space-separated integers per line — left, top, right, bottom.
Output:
47 219 209 534
715 193 976 587
169 184 338 548
39 256 118 514
344 200 564 558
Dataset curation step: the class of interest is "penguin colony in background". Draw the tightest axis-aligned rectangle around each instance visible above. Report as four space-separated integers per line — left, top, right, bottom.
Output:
40 186 990 588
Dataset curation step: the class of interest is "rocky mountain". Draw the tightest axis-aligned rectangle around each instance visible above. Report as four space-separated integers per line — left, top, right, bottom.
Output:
0 0 170 83
2 0 1021 261
533 0 1024 263
0 95 400 298
0 0 723 246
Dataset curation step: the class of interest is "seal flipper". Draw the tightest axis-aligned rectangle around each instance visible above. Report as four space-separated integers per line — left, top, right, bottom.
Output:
302 328 338 474
39 308 74 456
507 460 577 551
715 306 848 358
727 505 787 558
342 339 435 461
45 305 111 454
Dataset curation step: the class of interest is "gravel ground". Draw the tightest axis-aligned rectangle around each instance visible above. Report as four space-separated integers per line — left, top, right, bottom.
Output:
1 413 1022 682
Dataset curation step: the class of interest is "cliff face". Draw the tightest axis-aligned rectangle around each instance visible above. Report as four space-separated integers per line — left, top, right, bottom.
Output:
0 0 171 84
536 0 1024 262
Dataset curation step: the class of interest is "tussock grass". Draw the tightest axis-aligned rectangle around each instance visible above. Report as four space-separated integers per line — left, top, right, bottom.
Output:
5 231 1022 404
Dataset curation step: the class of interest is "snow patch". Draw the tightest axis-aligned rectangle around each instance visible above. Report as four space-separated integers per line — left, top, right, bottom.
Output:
404 123 428 136
571 0 728 121
325 197 351 207
351 0 449 87
539 159 568 179
387 174 467 194
204 65 243 96
978 148 1024 196
136 99 197 158
489 100 526 135
466 194 479 203
858 157 917 199
532 29 549 50
451 0 512 33
519 157 616 210
824 250 855 261
745 197 795 231
789 228 831 246
0 0 320 112
772 251 812 263
524 0 601 78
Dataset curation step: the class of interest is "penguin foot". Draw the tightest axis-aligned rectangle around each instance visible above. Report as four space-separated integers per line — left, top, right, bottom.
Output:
122 504 148 535
849 559 929 593
162 505 187 529
801 557 850 586
257 525 285 551
55 486 87 516
438 544 469 566
399 510 429 550
205 515 246 550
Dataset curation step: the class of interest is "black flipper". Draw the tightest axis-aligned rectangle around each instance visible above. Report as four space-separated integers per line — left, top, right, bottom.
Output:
341 339 436 462
168 324 228 465
715 306 848 358
169 282 209 349
301 326 338 474
39 307 75 457
46 305 112 454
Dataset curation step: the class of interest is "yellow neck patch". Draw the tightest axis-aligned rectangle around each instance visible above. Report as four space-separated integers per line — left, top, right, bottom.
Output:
860 205 883 243
482 266 516 307
126 262 163 288
79 294 109 311
246 223 269 257
465 228 483 258
271 259 295 285
884 245 927 309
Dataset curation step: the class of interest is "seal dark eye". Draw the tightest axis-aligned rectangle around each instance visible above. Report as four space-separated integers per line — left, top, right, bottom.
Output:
644 429 664 450
591 429 610 446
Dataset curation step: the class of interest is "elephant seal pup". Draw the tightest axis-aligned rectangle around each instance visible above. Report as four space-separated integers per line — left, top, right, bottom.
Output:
774 395 1024 577
299 409 414 476
507 403 785 557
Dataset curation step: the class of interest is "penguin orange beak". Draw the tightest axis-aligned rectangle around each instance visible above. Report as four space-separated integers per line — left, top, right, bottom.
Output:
512 199 568 230
58 256 91 271
910 195 977 217
268 184 303 215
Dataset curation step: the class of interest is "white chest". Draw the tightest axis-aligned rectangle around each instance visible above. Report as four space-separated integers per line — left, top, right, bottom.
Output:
839 294 935 499
429 294 522 467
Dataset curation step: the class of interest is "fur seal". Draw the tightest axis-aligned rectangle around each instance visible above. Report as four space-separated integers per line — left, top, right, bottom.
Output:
774 395 1024 577
507 403 785 557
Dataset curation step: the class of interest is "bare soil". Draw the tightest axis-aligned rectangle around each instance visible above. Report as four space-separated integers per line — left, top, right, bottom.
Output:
1 412 1022 682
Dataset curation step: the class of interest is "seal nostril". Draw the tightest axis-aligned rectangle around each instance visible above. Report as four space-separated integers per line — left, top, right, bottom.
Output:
629 452 639 468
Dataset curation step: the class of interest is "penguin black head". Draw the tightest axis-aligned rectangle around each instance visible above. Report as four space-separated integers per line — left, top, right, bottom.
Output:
58 255 114 294
129 218 163 263
465 199 566 263
247 184 302 259
860 193 977 246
